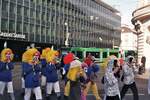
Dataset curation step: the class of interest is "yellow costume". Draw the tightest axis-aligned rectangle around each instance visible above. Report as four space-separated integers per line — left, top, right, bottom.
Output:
83 56 102 100
64 60 86 97
84 81 101 100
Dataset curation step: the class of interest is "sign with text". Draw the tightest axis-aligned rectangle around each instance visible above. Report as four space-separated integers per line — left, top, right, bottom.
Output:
0 32 25 39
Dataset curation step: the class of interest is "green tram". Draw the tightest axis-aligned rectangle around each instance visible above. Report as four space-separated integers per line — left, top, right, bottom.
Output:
70 47 122 62
61 47 136 63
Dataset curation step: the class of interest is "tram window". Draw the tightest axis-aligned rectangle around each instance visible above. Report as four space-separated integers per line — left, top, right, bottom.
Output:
76 51 83 59
125 50 136 57
86 52 91 57
72 51 75 54
103 52 107 58
110 52 118 57
125 52 128 57
86 52 100 58
95 52 100 58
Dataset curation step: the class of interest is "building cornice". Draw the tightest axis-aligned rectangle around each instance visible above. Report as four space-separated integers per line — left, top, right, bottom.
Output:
93 0 120 13
132 4 150 21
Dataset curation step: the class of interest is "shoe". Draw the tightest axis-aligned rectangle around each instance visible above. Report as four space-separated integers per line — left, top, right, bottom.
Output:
57 96 61 100
21 91 25 97
64 95 68 100
45 96 50 100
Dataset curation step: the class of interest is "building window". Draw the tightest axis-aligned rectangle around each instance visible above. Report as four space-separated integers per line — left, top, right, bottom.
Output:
9 20 15 33
1 19 8 32
30 9 35 18
23 23 29 33
36 26 40 34
30 25 34 34
42 12 46 21
17 22 22 33
17 5 22 15
31 0 36 3
36 11 40 20
24 8 29 17
36 0 41 4
10 3 16 14
17 0 23 4
2 1 8 12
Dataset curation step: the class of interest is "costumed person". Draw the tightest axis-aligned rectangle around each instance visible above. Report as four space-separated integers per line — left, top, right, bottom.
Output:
40 47 51 93
21 46 30 96
120 56 139 100
62 53 74 79
63 53 74 99
139 56 146 74
119 55 124 70
113 58 121 79
81 62 88 100
103 56 120 100
22 48 42 100
67 59 86 100
0 48 15 100
45 49 61 100
83 56 102 100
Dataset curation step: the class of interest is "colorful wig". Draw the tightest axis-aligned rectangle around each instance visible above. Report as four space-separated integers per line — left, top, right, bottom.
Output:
46 49 59 63
22 48 40 63
63 53 74 64
41 48 51 59
1 48 14 62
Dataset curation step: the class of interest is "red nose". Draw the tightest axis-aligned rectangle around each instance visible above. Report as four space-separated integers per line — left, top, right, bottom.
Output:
34 52 40 57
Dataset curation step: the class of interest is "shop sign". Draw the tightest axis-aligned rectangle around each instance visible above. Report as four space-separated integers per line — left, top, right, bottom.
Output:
0 32 25 39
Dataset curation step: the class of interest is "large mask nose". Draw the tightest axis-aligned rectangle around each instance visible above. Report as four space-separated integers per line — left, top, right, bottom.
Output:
33 55 39 62
6 53 11 60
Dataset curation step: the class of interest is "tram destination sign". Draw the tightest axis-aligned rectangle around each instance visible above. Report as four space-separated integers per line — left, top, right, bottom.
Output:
0 32 25 39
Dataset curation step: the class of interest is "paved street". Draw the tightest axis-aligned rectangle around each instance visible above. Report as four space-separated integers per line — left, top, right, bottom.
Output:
1 63 150 100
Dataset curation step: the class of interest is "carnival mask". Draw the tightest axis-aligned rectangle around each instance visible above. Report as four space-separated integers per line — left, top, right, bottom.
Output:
5 52 12 61
32 52 40 63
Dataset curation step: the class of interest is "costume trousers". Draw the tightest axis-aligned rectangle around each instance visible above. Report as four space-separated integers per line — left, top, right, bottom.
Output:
121 82 139 100
83 81 101 100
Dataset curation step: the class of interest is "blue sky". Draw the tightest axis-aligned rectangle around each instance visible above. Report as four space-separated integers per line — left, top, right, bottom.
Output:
103 0 138 26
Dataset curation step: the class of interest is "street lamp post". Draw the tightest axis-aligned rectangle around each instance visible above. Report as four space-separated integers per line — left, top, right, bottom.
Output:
99 37 102 42
64 22 70 47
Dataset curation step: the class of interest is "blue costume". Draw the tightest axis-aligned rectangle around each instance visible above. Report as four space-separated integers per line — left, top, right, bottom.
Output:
0 61 14 82
22 48 42 100
41 59 47 76
45 49 61 100
0 48 15 100
22 63 41 88
45 63 58 83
